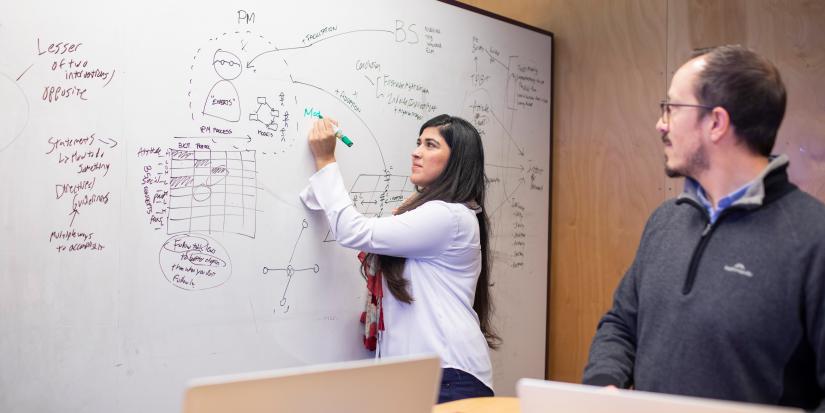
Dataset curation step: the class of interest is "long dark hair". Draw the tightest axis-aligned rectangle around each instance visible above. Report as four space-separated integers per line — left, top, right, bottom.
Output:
363 114 500 349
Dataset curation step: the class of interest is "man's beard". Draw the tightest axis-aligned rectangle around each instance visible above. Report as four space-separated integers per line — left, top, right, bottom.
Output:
665 161 683 178
663 134 709 179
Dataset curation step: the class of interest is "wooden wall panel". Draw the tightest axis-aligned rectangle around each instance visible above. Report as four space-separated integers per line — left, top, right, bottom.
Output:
768 1 825 201
540 0 667 383
464 0 825 385
667 0 825 201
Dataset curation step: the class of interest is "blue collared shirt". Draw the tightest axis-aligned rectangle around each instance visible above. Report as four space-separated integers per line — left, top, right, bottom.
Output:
694 182 751 224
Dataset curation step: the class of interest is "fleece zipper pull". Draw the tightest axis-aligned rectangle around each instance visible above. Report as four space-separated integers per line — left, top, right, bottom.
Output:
702 222 712 236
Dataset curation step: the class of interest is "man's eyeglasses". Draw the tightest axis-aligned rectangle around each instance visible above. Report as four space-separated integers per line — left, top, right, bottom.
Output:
659 100 715 124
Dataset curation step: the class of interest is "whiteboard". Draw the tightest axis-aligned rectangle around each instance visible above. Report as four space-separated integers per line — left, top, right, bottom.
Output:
0 1 552 411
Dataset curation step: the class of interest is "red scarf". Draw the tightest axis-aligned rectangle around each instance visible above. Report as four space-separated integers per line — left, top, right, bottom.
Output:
358 251 384 351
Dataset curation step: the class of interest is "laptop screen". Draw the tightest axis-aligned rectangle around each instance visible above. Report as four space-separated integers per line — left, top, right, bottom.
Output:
518 379 803 413
183 354 441 413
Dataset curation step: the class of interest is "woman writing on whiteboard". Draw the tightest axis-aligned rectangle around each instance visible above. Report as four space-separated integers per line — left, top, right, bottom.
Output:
300 114 498 403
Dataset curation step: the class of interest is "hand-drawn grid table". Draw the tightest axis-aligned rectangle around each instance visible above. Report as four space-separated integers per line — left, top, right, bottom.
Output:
167 149 257 238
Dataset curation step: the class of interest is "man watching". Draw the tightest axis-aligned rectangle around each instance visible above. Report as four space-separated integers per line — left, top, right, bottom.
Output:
582 45 825 411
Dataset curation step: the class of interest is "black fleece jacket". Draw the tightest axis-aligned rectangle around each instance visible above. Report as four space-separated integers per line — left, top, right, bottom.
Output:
583 156 825 411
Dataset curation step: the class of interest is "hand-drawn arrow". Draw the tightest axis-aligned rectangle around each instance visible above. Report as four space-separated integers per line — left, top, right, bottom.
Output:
173 136 252 143
489 109 525 156
98 137 118 149
246 29 393 69
16 64 34 81
69 209 79 227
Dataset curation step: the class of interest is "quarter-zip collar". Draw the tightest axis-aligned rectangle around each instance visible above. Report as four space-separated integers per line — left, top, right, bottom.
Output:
673 154 794 295
677 154 789 211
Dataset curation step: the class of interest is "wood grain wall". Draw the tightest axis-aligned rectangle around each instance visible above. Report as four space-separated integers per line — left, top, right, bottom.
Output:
461 0 825 386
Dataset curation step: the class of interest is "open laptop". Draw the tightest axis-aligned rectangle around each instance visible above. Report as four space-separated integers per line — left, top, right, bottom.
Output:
518 379 803 413
183 354 441 413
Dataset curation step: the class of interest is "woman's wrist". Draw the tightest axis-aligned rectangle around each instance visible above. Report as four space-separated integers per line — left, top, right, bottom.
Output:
315 157 336 171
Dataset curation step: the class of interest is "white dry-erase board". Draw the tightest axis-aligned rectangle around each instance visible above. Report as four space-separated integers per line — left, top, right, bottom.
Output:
0 1 552 411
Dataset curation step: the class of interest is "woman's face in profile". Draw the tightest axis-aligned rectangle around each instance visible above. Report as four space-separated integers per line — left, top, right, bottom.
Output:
411 126 451 188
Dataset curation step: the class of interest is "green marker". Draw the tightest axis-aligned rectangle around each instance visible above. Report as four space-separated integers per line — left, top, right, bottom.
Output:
306 109 354 147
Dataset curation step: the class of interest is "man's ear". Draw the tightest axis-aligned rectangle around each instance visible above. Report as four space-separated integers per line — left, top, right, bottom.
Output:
708 106 731 144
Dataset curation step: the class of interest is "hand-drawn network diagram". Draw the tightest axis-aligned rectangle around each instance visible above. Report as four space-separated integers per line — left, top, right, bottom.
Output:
261 219 319 313
139 16 548 314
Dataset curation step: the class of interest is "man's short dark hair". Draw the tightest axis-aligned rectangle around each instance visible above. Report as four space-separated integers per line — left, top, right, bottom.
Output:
691 45 786 157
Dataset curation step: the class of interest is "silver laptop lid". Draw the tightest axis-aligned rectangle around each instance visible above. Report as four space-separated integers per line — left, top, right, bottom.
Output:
517 379 802 413
184 354 441 413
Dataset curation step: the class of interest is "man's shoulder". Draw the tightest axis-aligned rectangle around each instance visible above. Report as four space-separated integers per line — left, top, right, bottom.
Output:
778 188 825 233
646 198 693 224
784 187 825 211
630 199 701 243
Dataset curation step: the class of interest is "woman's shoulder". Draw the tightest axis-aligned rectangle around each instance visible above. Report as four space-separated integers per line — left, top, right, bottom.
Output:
412 201 479 233
416 200 477 215
413 201 480 247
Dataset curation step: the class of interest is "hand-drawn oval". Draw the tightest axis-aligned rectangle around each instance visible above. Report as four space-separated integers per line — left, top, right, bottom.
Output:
159 234 232 290
212 49 242 81
192 184 212 202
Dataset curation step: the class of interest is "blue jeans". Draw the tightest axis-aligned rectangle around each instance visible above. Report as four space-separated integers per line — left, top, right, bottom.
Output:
438 368 494 404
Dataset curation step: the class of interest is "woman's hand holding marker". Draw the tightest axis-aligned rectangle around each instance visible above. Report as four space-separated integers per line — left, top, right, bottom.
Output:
308 116 339 171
